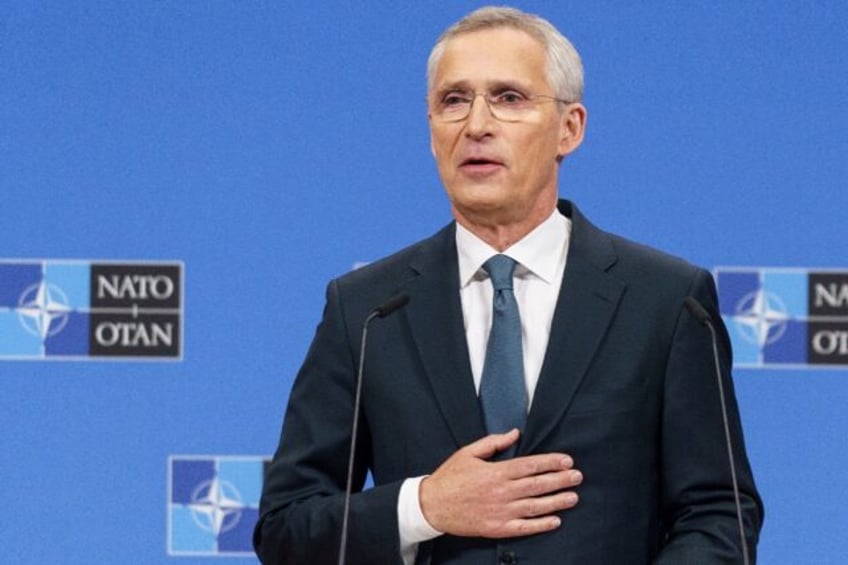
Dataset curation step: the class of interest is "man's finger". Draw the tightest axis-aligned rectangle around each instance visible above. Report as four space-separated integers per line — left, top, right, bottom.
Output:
466 429 520 459
491 515 564 539
501 452 574 479
509 490 580 519
508 468 583 498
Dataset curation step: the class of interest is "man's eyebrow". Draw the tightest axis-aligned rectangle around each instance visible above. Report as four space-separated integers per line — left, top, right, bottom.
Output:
434 80 471 93
486 79 531 92
434 79 532 93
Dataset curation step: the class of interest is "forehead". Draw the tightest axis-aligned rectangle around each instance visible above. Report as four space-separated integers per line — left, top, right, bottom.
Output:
433 27 548 90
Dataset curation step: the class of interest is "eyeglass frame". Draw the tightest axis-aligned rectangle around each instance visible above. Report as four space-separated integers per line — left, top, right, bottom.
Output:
429 89 573 123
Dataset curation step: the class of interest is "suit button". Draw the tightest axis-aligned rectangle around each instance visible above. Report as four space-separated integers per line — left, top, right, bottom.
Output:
499 551 516 565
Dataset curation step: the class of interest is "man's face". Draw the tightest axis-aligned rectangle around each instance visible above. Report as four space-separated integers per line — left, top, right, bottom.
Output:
428 27 584 229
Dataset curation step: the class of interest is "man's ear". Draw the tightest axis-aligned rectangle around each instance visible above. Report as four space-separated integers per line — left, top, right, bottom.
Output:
557 103 587 159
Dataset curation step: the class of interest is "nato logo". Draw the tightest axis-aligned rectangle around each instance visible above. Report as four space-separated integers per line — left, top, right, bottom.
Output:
0 259 182 360
168 455 269 556
715 267 848 368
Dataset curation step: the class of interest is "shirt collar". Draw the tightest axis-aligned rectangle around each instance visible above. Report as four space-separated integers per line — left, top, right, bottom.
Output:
456 208 571 288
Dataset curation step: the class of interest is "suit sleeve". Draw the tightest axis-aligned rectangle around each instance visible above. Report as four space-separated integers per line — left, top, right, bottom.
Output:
253 279 405 565
655 268 764 563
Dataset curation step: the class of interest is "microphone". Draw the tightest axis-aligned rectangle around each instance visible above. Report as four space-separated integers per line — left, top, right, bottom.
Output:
338 293 410 565
683 296 750 565
374 293 410 318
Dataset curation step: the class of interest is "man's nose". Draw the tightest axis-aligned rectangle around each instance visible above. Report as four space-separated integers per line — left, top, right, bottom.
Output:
465 94 497 137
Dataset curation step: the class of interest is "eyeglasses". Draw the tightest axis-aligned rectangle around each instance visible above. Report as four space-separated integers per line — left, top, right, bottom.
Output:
431 89 571 123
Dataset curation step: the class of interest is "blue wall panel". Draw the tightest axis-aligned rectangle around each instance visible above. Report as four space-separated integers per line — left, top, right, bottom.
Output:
2 2 847 563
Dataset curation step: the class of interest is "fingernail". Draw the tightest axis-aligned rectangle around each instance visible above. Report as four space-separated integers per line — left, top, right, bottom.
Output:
551 516 561 527
561 456 573 468
566 492 578 504
572 470 583 483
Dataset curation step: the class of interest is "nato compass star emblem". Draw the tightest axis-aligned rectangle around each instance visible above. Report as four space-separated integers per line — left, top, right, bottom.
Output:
16 281 72 339
168 455 263 555
188 477 245 536
734 288 790 347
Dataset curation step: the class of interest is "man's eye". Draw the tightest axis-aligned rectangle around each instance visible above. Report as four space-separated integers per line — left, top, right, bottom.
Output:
495 91 527 105
442 93 470 106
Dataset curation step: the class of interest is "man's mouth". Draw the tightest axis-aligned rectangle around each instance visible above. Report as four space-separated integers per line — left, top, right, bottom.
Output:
459 157 504 173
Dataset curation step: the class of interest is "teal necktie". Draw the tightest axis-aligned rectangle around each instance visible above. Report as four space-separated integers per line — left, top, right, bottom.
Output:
479 254 527 458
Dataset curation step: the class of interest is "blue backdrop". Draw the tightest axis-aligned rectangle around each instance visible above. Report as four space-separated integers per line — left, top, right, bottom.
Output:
2 1 847 563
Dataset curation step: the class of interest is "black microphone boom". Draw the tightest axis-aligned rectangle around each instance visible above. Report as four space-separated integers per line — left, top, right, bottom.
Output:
683 295 711 325
338 294 410 565
683 296 750 565
375 293 410 318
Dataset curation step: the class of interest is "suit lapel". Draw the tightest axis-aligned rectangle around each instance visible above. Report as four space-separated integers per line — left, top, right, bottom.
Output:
401 224 487 449
520 201 626 455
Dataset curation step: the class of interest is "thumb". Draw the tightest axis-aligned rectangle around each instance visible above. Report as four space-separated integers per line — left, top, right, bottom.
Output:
466 428 520 459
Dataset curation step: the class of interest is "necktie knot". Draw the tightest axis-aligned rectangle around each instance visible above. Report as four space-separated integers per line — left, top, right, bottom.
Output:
483 254 517 291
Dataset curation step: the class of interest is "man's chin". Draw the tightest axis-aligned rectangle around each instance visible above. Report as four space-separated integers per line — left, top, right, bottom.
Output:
450 196 514 225
447 182 508 205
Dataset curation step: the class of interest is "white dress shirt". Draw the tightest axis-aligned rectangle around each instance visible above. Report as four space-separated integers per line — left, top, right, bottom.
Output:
397 208 572 564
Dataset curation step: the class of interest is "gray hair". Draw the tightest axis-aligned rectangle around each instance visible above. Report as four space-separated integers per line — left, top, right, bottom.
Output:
427 6 584 103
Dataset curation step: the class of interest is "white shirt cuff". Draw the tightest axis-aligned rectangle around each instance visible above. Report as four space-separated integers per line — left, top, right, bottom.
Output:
397 476 443 564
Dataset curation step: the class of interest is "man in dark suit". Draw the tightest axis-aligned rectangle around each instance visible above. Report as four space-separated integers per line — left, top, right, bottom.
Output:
255 6 763 564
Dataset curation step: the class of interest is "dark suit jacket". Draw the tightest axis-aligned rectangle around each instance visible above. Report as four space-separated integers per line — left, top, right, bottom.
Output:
255 200 763 564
